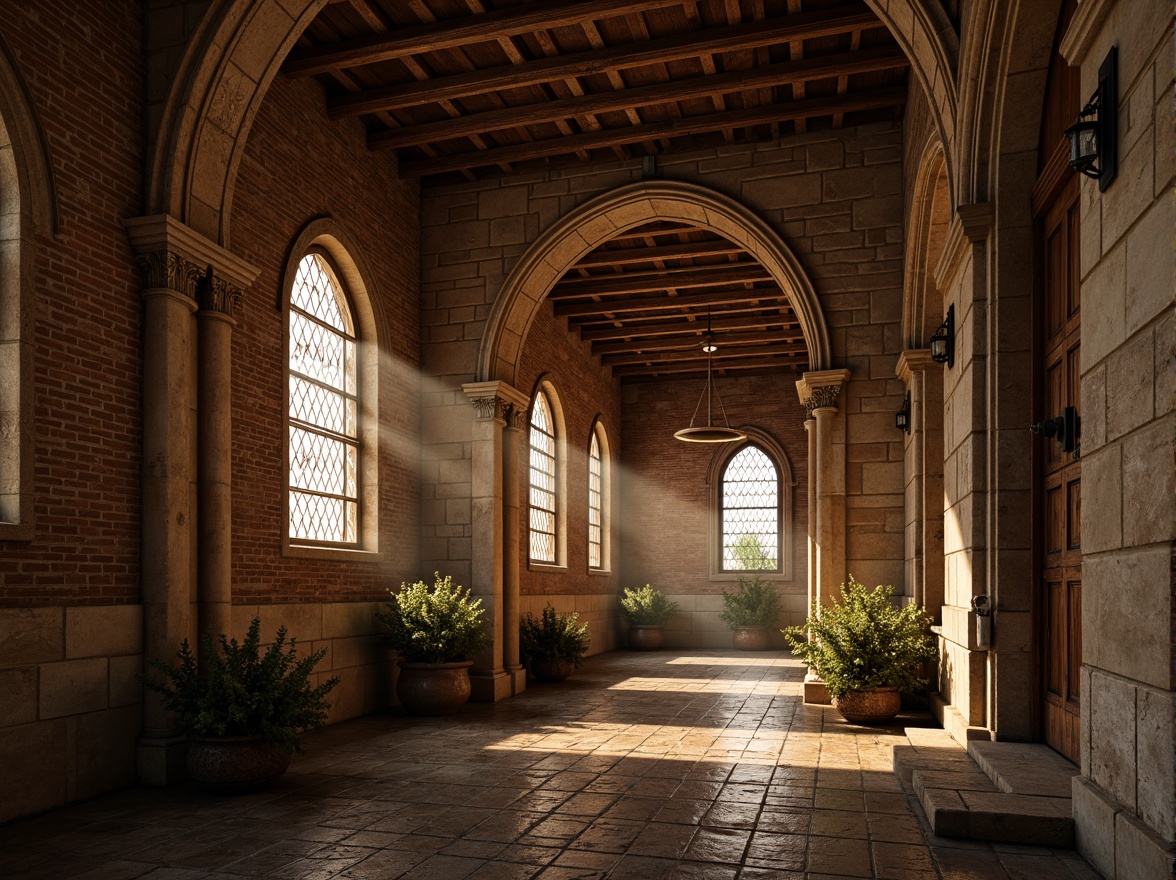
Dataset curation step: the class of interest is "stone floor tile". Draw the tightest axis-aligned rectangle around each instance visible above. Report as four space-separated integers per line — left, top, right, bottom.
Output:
0 650 1102 880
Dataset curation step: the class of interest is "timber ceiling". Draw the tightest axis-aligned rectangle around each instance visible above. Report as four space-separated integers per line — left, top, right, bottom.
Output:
290 0 910 379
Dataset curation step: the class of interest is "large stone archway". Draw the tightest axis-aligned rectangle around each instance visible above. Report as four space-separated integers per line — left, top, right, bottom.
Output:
477 179 832 386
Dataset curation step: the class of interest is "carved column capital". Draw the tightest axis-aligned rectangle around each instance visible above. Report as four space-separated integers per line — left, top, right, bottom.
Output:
196 267 245 316
133 251 203 301
796 368 852 416
463 381 531 425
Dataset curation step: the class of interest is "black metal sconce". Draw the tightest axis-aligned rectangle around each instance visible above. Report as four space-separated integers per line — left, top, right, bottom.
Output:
929 304 954 368
895 391 911 434
1064 46 1117 191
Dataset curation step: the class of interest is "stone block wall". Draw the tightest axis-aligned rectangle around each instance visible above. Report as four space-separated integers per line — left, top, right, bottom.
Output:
1066 3 1176 875
420 122 908 645
0 606 143 823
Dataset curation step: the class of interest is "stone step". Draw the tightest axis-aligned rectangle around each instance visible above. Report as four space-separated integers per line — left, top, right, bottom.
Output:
912 770 1075 847
968 740 1079 798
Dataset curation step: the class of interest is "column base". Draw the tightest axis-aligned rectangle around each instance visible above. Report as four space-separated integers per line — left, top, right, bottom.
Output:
469 669 513 702
506 665 527 695
803 672 832 705
136 734 189 786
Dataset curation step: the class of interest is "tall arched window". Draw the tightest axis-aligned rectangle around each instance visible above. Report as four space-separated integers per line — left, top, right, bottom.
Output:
287 252 360 546
528 389 557 564
587 426 609 571
720 444 781 572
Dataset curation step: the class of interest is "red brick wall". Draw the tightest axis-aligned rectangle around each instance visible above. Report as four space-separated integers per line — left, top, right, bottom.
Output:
227 73 421 604
0 1 144 605
620 372 809 597
516 299 622 597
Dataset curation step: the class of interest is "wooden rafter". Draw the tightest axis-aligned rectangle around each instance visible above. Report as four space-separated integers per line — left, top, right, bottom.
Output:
371 46 907 150
610 357 805 377
573 239 747 267
591 329 806 355
285 0 688 77
576 312 797 341
396 86 906 174
328 5 878 117
549 265 774 299
602 343 808 366
553 286 785 317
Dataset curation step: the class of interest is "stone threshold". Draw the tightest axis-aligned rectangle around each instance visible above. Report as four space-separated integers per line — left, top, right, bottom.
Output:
891 726 1080 848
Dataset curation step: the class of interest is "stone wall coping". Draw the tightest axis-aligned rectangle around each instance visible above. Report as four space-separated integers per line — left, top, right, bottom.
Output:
897 348 936 382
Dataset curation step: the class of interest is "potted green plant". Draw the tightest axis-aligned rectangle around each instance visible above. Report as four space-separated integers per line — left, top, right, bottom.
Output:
520 605 591 682
619 584 679 650
784 577 936 723
720 574 781 650
142 617 338 793
375 572 492 715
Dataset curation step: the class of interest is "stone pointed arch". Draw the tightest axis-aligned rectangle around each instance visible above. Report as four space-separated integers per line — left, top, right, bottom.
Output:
0 32 58 235
147 0 328 248
864 0 960 205
478 180 831 386
902 135 951 349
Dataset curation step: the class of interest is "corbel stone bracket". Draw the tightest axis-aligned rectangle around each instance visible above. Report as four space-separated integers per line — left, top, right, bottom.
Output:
462 380 531 428
123 214 258 313
896 348 936 384
934 201 994 292
796 368 852 417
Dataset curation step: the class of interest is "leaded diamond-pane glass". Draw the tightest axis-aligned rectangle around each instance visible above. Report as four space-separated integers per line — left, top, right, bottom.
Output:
529 391 556 563
588 433 602 569
288 253 360 545
721 445 779 571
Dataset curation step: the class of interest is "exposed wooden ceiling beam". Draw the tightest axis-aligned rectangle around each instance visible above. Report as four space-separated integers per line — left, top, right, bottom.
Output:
397 86 907 175
591 329 806 355
373 46 907 150
328 5 879 117
550 264 772 298
572 239 747 268
611 358 805 378
285 0 687 77
553 286 787 317
602 343 809 366
576 312 797 341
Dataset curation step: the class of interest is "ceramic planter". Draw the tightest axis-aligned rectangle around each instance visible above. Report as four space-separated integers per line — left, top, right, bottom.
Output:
530 657 576 681
732 626 771 650
628 624 665 650
187 736 292 794
832 687 902 723
396 660 473 715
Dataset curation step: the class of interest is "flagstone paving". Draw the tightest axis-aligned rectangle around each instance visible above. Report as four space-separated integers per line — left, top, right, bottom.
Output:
0 650 1099 879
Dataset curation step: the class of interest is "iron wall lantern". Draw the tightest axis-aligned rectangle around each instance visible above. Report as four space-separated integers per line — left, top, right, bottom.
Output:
1064 47 1117 191
895 391 911 434
929 304 954 368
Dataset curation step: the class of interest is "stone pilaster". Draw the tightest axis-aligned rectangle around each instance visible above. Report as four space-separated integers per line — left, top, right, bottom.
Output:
462 380 530 702
897 349 944 618
501 407 526 695
796 368 851 705
125 216 256 785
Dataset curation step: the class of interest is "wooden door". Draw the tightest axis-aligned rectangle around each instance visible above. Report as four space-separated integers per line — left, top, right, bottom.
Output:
1039 176 1081 762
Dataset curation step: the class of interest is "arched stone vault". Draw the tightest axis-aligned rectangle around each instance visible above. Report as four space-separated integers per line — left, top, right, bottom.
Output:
477 180 832 387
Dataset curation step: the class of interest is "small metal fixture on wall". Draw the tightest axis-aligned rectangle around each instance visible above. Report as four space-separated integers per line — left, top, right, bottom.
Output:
895 391 911 434
929 304 954 368
1064 46 1117 191
674 310 747 444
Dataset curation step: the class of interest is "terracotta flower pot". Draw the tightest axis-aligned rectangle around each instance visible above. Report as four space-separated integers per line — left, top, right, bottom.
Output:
628 625 665 650
187 736 292 794
530 657 576 682
732 626 771 650
832 687 902 723
396 660 473 715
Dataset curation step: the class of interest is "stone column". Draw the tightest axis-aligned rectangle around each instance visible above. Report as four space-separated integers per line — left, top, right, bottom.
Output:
125 216 257 785
804 416 817 616
196 270 242 642
501 408 526 694
462 380 530 702
796 368 851 704
897 349 943 617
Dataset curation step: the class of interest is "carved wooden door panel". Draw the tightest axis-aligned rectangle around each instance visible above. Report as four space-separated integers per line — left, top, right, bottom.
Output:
1039 176 1081 763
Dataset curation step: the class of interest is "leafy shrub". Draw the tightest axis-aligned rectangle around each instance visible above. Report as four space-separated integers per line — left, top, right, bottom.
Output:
783 577 936 697
142 618 338 753
720 575 781 628
619 584 679 625
376 572 492 663
520 605 590 667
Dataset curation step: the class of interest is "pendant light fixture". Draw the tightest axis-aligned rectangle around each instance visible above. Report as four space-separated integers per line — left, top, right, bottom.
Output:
673 309 747 444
